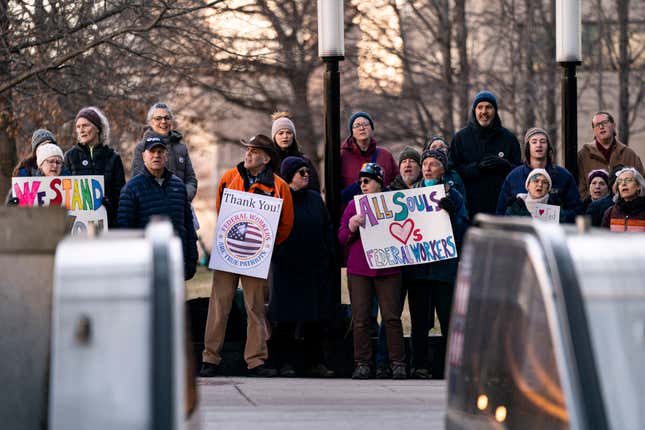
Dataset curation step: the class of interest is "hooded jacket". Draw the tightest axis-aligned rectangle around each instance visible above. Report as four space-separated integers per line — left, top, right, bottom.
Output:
577 139 644 199
217 162 294 245
449 108 521 217
132 129 198 200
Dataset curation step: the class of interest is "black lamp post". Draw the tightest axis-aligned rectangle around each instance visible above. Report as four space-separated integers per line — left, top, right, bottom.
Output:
557 0 582 183
318 0 344 304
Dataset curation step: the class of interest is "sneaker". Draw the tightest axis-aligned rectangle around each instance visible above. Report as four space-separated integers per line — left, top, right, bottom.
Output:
247 363 277 377
410 367 431 379
375 364 392 379
391 362 407 380
351 363 372 380
279 363 297 377
199 362 220 378
305 363 336 378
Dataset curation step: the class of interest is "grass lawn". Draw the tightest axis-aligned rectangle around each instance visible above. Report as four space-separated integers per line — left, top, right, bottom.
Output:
186 265 442 336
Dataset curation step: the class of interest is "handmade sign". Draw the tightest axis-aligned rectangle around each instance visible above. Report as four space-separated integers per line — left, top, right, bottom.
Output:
11 176 108 234
527 202 560 223
354 185 457 269
209 188 283 279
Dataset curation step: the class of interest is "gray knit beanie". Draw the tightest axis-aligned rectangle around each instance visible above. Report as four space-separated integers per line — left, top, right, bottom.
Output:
31 129 57 151
398 146 421 166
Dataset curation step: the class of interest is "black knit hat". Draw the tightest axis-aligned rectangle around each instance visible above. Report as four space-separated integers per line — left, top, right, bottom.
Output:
421 149 448 171
398 146 421 166
359 162 384 185
281 156 308 183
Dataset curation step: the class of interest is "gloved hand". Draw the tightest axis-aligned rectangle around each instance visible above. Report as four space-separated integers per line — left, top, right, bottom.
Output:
7 197 19 206
438 196 455 217
479 155 512 173
100 196 111 209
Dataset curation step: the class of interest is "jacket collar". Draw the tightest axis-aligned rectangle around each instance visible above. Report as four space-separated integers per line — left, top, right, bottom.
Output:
236 161 275 189
341 136 377 155
143 166 172 183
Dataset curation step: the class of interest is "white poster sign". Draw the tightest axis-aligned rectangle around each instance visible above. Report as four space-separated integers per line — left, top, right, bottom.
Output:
527 202 560 223
354 185 457 269
209 188 283 279
11 175 108 235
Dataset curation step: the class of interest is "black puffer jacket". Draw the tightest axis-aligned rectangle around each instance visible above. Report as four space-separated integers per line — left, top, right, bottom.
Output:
450 113 521 217
64 143 126 228
132 129 198 200
117 168 198 280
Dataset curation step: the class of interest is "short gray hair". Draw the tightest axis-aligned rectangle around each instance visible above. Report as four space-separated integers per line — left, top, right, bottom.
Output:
614 167 645 202
146 102 173 123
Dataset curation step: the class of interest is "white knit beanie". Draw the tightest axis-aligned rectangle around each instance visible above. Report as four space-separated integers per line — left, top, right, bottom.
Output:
271 117 296 140
36 143 64 167
525 168 552 191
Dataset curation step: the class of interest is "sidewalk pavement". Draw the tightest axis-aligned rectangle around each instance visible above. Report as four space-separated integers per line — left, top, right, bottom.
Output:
197 377 446 430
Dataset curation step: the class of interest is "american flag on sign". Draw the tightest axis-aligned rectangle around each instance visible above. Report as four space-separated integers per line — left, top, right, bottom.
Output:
226 221 264 259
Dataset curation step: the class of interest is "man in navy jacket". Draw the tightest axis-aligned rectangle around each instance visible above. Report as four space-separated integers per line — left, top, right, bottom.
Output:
117 134 197 280
496 127 582 222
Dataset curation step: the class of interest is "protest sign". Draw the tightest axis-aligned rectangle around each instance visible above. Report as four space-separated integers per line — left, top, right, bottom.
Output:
527 202 560 223
209 188 283 279
354 185 457 269
11 176 108 234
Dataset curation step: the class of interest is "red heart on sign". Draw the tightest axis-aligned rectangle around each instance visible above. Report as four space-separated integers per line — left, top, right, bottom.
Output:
539 209 545 215
389 219 414 245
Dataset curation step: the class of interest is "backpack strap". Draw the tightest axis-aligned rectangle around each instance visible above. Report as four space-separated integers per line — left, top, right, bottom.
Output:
370 148 379 163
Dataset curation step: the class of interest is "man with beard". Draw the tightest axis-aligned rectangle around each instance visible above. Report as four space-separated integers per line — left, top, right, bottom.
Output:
449 91 521 218
389 146 422 191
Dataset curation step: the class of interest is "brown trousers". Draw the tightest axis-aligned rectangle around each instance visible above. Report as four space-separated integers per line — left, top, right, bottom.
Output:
348 273 405 365
202 270 268 369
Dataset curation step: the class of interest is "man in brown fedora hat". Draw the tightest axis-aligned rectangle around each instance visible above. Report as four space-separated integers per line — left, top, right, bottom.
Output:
200 134 293 378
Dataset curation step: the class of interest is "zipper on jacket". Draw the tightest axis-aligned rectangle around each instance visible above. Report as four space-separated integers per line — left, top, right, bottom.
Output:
625 215 629 232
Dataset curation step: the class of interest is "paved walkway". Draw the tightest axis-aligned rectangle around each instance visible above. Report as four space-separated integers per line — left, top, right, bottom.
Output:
197 377 447 430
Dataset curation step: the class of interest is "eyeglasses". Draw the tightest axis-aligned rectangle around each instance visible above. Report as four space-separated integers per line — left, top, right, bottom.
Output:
297 167 310 177
593 119 611 129
44 159 63 166
352 122 371 129
360 178 373 185
617 177 635 185
152 116 171 122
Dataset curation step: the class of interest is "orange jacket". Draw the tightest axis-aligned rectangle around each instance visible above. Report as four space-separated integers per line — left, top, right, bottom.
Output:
217 163 294 245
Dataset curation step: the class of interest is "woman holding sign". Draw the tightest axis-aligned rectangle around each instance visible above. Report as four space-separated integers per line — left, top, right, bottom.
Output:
406 149 469 379
6 143 66 205
505 168 571 223
338 162 406 380
64 106 125 228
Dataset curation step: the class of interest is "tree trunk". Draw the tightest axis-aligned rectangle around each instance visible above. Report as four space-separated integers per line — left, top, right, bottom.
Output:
616 0 630 145
546 0 558 157
453 0 470 128
0 0 16 195
522 0 536 133
439 0 455 136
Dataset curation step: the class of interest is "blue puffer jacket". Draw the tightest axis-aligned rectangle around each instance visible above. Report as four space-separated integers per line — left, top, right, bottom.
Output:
117 168 197 280
496 163 582 222
403 181 470 283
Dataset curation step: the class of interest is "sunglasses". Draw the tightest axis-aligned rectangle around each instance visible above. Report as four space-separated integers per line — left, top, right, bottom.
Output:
297 167 310 177
360 178 373 185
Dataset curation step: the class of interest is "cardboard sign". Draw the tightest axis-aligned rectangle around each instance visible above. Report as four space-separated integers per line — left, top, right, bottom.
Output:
354 185 457 269
11 176 108 234
209 188 283 279
527 202 560 223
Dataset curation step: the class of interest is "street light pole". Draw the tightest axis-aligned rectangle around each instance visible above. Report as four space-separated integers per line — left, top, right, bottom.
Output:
556 0 582 183
318 0 344 304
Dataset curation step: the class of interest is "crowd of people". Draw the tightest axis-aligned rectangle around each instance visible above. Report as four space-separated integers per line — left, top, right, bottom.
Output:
8 92 645 379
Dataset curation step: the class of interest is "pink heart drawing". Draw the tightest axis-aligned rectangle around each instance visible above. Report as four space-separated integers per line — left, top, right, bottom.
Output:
539 209 545 215
389 219 414 245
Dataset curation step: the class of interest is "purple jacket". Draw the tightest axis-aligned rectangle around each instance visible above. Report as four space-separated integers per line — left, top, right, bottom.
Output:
340 136 398 189
338 200 401 277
